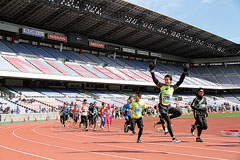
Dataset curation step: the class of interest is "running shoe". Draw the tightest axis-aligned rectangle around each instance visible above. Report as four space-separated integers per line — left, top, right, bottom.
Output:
93 128 96 131
137 139 142 143
164 129 169 135
172 138 181 143
124 124 129 133
196 137 203 142
132 130 136 134
154 122 157 128
191 124 195 136
85 128 88 131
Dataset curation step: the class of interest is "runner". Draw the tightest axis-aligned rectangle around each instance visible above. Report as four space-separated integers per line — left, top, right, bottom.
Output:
61 103 69 127
149 62 189 143
104 104 115 132
128 92 146 143
80 99 89 131
73 104 79 127
123 96 133 133
100 102 107 130
92 101 99 131
190 88 208 142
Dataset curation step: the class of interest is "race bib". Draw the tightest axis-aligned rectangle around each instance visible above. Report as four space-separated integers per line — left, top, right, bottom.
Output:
162 93 171 103
134 107 141 114
199 104 206 109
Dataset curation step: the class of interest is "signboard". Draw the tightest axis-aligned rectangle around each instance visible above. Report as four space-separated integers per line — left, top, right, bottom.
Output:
106 45 120 51
47 33 67 42
122 47 135 54
68 33 88 45
89 41 105 48
150 52 161 58
20 28 44 38
137 50 149 56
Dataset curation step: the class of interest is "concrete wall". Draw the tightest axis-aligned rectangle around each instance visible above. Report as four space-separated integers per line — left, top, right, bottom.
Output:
0 112 60 122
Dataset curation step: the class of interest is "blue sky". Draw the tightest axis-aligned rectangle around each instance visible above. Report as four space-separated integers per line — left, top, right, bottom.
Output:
126 0 240 44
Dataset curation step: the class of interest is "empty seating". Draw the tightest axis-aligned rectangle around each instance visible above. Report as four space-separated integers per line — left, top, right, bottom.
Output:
47 61 78 76
131 70 152 82
27 58 62 75
0 56 19 72
216 76 233 85
40 46 68 59
0 40 14 53
65 63 97 78
208 66 223 75
83 65 109 79
4 56 42 73
195 66 211 75
21 43 54 58
221 66 236 74
1 40 34 55
107 67 134 81
93 66 122 80
228 76 240 85
11 87 44 97
34 88 64 97
119 69 146 81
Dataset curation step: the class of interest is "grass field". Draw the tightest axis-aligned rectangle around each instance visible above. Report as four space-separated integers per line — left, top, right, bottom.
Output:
144 112 240 119
1 112 239 125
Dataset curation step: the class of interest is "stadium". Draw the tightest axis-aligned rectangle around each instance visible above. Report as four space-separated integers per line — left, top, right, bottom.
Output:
0 0 239 160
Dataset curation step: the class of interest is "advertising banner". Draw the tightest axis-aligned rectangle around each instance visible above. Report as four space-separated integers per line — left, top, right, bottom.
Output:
20 28 44 38
47 33 67 42
122 47 135 54
150 52 161 58
106 44 120 51
89 41 105 48
137 50 149 56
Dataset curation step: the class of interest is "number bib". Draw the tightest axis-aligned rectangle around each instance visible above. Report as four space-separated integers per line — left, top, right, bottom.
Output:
162 93 171 103
199 104 206 109
134 107 141 114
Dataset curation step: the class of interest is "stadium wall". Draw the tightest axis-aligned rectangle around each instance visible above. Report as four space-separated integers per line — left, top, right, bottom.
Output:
0 112 59 122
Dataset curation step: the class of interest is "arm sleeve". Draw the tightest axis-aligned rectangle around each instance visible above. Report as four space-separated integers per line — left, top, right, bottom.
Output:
151 72 164 87
191 98 201 111
174 73 186 89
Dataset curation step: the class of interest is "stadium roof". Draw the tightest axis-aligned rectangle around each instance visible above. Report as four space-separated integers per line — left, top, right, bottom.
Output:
0 0 239 59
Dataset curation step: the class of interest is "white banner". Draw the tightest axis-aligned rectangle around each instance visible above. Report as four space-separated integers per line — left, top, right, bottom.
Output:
122 47 135 54
150 52 161 58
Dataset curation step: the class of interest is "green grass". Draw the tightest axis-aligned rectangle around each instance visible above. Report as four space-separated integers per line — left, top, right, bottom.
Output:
180 112 240 118
144 112 240 119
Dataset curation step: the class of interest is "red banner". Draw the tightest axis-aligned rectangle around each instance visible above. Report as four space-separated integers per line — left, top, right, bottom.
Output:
89 41 105 48
47 33 67 42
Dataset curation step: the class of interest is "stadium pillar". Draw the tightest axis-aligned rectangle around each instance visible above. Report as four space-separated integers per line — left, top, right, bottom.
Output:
79 47 82 54
154 58 157 65
60 43 63 52
113 52 116 59
11 35 15 44
128 55 130 61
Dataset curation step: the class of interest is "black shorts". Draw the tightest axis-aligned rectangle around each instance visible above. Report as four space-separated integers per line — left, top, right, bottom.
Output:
131 117 143 129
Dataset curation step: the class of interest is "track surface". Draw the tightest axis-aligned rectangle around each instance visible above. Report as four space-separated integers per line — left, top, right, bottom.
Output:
0 117 239 160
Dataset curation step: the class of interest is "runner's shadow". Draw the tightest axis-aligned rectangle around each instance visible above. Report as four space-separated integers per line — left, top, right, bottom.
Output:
144 140 191 143
90 150 168 154
92 141 132 144
206 144 240 147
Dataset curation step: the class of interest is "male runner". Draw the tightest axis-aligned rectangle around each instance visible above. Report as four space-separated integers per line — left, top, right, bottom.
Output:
149 62 189 143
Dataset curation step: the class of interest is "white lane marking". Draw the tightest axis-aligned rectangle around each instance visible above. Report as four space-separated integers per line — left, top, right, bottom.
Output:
45 124 229 160
12 125 141 160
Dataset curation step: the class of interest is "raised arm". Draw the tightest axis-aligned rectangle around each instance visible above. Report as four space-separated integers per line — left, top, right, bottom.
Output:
174 64 189 88
149 62 162 86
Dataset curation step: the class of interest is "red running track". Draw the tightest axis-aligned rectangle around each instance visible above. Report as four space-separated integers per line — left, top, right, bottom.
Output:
0 118 239 160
